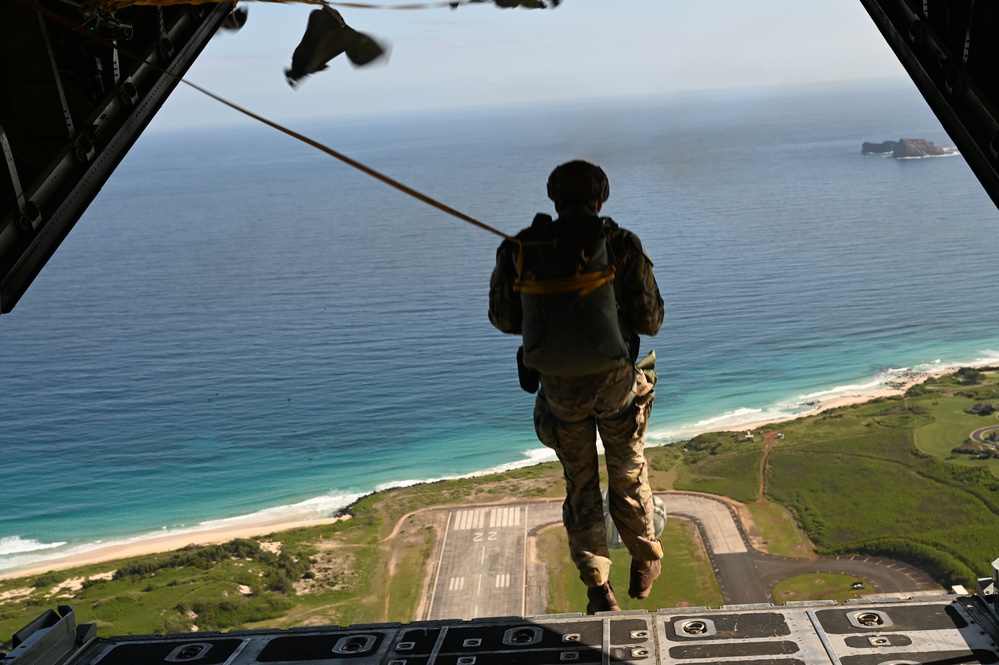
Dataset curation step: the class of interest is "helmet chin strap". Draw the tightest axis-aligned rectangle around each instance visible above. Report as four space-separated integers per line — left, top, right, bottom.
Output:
554 200 603 217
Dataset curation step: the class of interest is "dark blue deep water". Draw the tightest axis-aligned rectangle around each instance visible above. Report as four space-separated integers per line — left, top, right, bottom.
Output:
3 79 998 573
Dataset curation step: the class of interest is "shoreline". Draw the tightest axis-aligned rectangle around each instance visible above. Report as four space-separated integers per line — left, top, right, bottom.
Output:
733 364 958 432
0 363 968 583
0 515 350 582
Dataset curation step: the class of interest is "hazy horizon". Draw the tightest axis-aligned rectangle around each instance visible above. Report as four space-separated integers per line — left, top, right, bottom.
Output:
154 2 911 131
151 75 914 134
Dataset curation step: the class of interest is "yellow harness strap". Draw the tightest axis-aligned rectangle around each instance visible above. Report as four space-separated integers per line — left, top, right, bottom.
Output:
514 266 615 298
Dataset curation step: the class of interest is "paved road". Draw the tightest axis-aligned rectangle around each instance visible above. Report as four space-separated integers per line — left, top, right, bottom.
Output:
424 493 940 620
970 424 999 444
669 495 940 604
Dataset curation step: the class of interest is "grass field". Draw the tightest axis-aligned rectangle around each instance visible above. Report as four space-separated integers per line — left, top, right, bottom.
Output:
538 519 723 614
673 371 999 587
744 501 812 558
771 574 869 604
4 368 999 648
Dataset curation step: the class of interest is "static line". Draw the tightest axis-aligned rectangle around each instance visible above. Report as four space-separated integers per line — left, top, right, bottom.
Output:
16 0 518 247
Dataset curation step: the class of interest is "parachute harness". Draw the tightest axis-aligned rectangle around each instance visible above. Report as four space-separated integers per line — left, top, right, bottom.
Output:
512 228 618 299
514 265 616 298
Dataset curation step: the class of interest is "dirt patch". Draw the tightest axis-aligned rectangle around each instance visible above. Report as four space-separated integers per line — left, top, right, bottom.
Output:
294 546 359 596
259 541 281 556
293 607 349 627
0 587 32 602
47 570 115 598
49 577 85 596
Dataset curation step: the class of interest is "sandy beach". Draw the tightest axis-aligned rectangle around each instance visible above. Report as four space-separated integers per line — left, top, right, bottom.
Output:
735 364 960 432
0 364 964 583
0 515 348 581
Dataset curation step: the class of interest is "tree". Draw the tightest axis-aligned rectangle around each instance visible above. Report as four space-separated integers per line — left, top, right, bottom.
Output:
956 367 985 385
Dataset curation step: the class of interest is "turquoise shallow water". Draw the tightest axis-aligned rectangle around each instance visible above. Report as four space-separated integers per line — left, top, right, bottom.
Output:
2 79 999 573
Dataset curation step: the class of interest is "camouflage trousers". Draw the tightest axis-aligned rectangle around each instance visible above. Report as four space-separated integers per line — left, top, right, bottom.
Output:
533 363 663 588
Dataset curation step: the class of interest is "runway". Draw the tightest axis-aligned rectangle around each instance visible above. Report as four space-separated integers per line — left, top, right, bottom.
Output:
425 503 561 620
423 493 941 620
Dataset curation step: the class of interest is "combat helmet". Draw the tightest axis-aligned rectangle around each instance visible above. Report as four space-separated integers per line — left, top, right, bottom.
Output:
546 160 610 205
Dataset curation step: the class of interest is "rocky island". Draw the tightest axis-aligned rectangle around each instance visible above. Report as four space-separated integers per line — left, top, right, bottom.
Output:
862 138 948 157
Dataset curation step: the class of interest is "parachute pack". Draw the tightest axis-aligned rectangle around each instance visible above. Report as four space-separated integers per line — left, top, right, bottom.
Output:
513 214 630 377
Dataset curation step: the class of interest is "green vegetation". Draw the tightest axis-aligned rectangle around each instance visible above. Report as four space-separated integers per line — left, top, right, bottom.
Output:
539 520 723 613
955 367 987 385
771 574 868 604
917 394 988 457
672 375 999 588
744 501 812 559
0 462 567 649
646 445 683 490
5 368 999 647
672 430 766 503
0 541 304 643
766 401 999 586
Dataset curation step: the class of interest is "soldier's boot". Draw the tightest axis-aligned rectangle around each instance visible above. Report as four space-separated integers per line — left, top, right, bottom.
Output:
628 559 661 599
586 583 621 614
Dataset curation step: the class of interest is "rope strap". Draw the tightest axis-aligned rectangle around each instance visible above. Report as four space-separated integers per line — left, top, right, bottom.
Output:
16 0 520 246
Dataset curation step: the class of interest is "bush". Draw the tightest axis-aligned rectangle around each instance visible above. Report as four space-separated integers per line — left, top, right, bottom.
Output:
828 538 976 587
183 596 295 630
31 572 65 588
114 539 286 579
956 367 985 385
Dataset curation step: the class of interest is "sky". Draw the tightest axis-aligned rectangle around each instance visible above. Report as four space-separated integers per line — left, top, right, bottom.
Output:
154 0 912 130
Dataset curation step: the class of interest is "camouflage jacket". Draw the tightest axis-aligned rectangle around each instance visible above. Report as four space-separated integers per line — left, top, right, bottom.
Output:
488 214 664 341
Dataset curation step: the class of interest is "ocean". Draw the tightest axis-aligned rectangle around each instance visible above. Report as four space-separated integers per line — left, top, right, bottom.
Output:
2 78 999 575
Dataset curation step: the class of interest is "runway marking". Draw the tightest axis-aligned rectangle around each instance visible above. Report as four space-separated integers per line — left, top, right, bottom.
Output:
454 509 486 530
428 496 936 619
424 510 452 620
489 506 521 528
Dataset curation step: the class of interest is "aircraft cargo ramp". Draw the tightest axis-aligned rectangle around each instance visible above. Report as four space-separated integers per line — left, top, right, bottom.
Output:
7 593 999 665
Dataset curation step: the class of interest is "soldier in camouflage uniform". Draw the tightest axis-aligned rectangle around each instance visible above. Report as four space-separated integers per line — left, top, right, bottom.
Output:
488 161 664 614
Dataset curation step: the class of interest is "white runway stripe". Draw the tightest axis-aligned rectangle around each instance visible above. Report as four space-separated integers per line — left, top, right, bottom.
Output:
454 509 486 530
488 506 521 528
